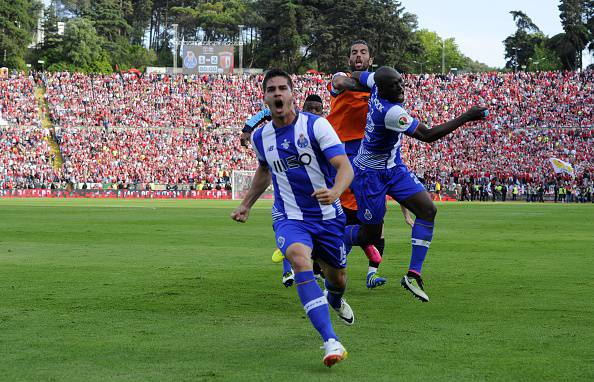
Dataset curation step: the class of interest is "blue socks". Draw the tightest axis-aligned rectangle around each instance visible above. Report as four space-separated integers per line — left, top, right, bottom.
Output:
409 218 434 275
295 271 336 342
324 279 345 310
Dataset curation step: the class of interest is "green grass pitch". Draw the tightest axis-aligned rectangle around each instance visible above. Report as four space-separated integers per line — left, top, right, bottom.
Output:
1 199 593 381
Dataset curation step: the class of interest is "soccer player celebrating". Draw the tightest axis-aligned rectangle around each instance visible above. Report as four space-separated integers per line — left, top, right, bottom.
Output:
231 69 354 366
328 40 413 288
240 94 327 288
344 66 487 302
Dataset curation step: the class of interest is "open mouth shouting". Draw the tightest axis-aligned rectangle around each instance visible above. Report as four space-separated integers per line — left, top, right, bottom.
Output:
273 99 284 114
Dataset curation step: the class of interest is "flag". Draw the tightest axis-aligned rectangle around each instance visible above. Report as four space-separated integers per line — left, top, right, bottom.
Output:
549 158 575 177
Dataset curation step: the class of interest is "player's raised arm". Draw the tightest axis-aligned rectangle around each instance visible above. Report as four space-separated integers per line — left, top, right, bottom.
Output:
230 164 272 223
240 108 272 147
411 106 488 143
331 71 370 93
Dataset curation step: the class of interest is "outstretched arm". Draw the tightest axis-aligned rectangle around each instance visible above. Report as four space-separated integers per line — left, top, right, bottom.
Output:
240 109 271 147
412 106 488 143
331 71 370 93
230 164 272 222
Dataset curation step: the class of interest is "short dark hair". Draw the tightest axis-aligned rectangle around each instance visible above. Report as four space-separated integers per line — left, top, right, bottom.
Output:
350 40 371 54
262 68 293 91
305 94 323 104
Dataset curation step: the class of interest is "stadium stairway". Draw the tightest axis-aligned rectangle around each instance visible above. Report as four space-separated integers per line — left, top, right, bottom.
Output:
35 86 63 169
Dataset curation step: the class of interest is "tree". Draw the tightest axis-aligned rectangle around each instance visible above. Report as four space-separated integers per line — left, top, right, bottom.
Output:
127 0 153 45
38 4 64 66
0 0 42 69
414 30 492 73
59 0 93 17
529 42 562 71
306 0 420 73
503 11 544 70
548 32 580 69
559 0 592 69
61 18 111 72
253 0 311 72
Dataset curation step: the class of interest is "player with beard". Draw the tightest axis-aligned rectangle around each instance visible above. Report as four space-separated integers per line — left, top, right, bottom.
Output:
327 40 413 289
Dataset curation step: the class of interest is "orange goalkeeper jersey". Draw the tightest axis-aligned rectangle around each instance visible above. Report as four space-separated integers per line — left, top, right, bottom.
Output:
326 72 369 210
326 72 369 142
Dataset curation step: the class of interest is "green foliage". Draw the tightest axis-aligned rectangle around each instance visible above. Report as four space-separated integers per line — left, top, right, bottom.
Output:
414 30 492 73
61 18 112 73
38 4 64 66
548 32 581 70
529 42 563 71
0 0 42 69
559 0 592 69
306 0 420 73
24 0 591 74
123 45 158 71
252 0 310 72
503 11 545 70
91 0 133 42
127 0 153 45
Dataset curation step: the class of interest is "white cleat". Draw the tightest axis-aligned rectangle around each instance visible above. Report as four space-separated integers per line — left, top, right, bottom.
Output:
323 290 355 325
401 274 429 302
321 338 348 367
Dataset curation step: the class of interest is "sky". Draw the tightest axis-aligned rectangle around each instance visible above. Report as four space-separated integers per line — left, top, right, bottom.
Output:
43 0 592 68
399 0 582 68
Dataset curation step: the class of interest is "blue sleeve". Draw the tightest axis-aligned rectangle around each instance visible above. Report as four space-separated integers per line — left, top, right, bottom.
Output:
404 119 420 136
358 72 374 88
242 109 271 133
323 143 346 161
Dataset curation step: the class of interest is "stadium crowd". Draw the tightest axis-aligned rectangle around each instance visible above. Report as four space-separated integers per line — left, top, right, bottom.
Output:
0 69 592 201
0 74 38 127
0 126 58 189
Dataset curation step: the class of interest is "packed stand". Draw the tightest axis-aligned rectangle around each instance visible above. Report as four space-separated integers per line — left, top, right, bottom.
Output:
1 69 593 198
0 126 60 189
44 72 207 129
58 126 249 190
0 74 38 127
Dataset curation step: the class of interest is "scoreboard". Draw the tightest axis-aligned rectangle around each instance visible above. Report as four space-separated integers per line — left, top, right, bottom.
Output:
182 45 234 74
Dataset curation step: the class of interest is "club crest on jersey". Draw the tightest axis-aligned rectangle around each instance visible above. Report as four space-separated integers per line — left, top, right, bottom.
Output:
364 209 373 220
297 134 309 149
398 115 410 126
277 236 285 248
281 139 291 149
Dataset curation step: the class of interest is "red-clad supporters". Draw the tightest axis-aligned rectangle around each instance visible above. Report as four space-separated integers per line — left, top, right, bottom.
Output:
0 70 592 199
0 74 38 127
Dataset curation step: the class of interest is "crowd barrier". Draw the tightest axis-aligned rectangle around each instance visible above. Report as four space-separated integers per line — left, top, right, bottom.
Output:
0 189 232 199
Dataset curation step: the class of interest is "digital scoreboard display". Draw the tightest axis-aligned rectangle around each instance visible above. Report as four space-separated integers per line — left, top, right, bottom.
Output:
182 45 234 74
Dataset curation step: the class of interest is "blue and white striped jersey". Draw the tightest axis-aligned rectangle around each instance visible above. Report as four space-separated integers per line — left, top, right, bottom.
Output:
251 112 346 222
353 71 420 170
